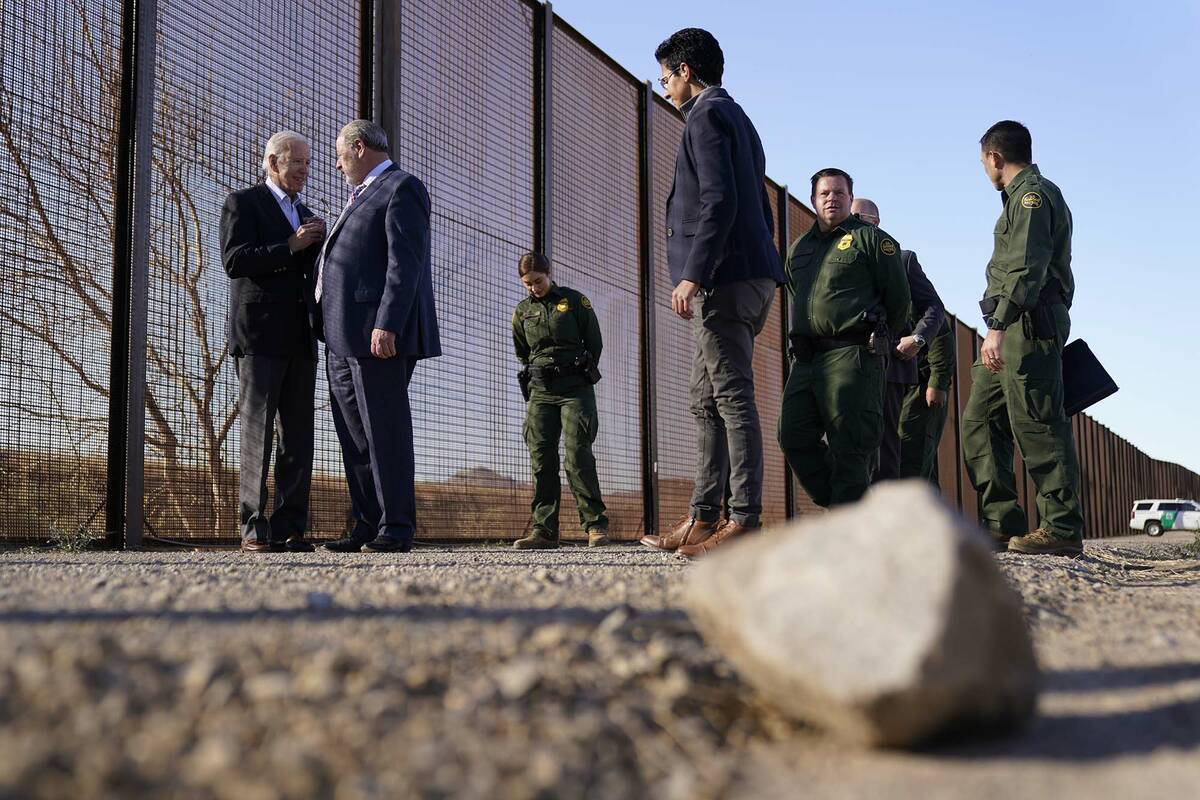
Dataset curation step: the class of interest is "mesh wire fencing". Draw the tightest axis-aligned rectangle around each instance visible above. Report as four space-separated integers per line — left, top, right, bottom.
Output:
140 0 361 541
548 23 644 540
0 0 121 543
391 0 538 539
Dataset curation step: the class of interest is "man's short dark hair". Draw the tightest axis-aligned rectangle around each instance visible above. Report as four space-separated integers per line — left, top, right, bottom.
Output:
980 120 1032 165
654 28 724 87
810 168 853 196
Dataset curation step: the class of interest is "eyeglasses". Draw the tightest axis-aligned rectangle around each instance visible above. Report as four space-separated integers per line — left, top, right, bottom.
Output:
657 67 680 89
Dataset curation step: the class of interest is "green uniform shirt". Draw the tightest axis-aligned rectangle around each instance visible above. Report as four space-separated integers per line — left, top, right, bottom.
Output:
985 164 1074 328
512 284 602 392
785 215 911 338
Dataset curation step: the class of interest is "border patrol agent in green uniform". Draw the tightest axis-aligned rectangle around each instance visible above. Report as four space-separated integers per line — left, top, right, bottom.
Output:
963 121 1084 556
777 168 910 507
511 253 610 549
897 318 956 482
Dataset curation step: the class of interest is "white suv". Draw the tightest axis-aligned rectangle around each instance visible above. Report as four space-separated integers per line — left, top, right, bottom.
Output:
1129 499 1200 537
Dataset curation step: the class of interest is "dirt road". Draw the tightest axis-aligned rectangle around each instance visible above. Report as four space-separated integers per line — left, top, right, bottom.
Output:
0 537 1196 798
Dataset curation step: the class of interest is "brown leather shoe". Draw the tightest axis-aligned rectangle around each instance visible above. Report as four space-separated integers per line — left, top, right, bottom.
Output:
240 539 272 552
640 517 720 552
677 520 759 559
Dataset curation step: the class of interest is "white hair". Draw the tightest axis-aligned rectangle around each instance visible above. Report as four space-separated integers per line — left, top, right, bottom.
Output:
261 130 309 173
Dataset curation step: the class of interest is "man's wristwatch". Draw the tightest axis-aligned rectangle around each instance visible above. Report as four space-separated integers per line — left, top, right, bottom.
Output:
912 334 926 348
985 317 1006 331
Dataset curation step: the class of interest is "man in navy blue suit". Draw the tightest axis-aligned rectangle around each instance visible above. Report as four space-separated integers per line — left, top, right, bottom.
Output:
316 119 441 553
640 28 787 558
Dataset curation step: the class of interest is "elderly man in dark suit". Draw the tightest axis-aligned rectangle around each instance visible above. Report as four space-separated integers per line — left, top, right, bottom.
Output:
316 119 441 553
221 131 325 552
640 28 787 558
851 198 946 482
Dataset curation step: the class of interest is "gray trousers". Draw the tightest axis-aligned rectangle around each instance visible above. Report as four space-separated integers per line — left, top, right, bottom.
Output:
236 354 316 543
688 278 776 527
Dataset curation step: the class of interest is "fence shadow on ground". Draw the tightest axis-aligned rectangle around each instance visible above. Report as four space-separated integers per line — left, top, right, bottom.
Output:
933 661 1200 761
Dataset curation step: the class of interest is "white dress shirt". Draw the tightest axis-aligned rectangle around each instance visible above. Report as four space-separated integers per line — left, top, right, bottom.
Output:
265 177 303 231
360 158 393 189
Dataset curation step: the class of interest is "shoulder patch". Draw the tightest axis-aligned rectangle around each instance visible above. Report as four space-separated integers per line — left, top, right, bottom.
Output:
880 239 897 256
836 234 853 251
580 295 592 310
1021 192 1042 209
555 298 570 313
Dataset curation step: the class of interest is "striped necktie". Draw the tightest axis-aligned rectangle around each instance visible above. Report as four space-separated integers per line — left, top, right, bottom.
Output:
315 183 367 302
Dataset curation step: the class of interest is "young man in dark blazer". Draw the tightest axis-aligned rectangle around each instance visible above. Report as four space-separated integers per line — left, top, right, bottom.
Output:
641 28 787 558
220 131 325 552
316 119 441 553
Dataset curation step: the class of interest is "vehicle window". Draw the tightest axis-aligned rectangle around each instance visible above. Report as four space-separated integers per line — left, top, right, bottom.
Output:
1135 503 1153 511
1160 503 1183 512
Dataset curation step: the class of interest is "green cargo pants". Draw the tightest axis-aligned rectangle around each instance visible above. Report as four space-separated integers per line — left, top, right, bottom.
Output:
897 384 949 483
777 346 885 508
524 385 608 538
961 305 1083 540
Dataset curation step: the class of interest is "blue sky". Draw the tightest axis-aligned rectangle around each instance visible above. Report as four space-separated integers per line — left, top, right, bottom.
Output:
552 0 1200 472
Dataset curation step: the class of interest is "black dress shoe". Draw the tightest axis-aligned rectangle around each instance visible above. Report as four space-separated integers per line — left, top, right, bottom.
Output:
284 537 315 552
241 539 272 552
362 535 412 553
322 536 372 553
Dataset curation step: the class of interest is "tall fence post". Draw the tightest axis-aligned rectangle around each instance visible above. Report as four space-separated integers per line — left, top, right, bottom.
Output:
376 2 401 151
533 1 554 259
638 81 659 537
776 185 794 519
360 0 378 119
106 0 157 549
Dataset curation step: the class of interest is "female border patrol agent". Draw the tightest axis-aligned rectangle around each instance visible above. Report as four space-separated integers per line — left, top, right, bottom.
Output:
511 253 609 549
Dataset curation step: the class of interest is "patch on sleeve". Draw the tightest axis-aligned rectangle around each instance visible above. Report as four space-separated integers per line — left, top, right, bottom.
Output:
555 299 570 313
1021 192 1042 209
581 295 592 310
836 234 853 251
880 239 897 256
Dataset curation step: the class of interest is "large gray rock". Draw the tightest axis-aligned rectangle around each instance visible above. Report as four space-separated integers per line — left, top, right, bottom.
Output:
685 480 1038 747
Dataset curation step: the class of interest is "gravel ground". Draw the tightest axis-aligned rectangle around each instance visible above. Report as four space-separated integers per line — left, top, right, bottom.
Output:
0 537 1197 799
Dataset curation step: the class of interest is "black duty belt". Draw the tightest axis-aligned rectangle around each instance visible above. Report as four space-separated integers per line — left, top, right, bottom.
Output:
528 362 584 381
980 279 1066 316
788 331 868 362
